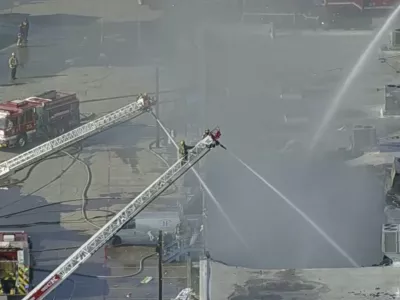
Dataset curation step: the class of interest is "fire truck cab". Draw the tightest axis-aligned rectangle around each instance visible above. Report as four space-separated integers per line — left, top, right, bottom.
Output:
0 90 80 149
0 231 33 300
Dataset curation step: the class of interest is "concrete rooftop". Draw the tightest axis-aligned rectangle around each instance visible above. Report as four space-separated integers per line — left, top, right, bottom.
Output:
210 261 400 300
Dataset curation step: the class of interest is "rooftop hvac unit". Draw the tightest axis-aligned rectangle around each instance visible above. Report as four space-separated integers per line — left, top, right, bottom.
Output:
390 29 400 49
384 84 400 115
352 125 377 155
379 136 400 152
382 223 400 262
384 206 400 224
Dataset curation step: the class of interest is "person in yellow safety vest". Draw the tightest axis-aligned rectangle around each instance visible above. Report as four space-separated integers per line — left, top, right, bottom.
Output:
4 272 13 281
1 271 16 294
8 53 18 81
179 140 194 166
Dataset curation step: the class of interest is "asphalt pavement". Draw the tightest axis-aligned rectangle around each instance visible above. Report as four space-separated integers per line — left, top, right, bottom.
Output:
0 1 191 299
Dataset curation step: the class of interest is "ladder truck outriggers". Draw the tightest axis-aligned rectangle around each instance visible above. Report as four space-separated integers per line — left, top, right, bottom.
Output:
0 93 155 181
22 128 222 300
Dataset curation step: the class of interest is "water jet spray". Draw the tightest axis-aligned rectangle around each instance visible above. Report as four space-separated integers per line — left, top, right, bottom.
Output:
229 151 360 268
311 4 400 150
151 113 250 252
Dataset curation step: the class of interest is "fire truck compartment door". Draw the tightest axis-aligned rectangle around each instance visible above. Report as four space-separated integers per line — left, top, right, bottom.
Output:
34 107 45 128
17 250 24 264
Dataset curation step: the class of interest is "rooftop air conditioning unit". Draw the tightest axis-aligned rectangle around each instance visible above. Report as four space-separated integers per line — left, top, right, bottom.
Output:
382 223 400 263
384 84 400 115
390 29 400 49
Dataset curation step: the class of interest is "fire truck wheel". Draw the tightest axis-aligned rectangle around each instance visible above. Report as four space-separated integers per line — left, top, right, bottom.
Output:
111 235 122 246
17 134 27 148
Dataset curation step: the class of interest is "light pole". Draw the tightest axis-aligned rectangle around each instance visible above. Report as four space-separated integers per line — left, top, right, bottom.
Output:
155 66 160 147
156 230 163 300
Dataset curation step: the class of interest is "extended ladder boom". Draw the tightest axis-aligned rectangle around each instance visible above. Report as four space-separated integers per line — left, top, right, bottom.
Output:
0 100 154 180
23 131 222 300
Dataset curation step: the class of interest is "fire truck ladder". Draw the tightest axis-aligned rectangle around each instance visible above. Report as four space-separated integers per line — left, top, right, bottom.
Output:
22 133 221 300
0 101 152 180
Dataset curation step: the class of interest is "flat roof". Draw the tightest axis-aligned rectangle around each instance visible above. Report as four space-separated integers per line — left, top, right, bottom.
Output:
210 261 400 300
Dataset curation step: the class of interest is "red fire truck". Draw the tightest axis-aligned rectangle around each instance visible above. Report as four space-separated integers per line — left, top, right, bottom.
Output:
0 231 33 299
0 90 80 149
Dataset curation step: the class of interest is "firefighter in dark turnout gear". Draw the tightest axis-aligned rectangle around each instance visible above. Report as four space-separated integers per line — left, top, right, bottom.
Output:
202 129 210 138
137 93 152 109
18 20 28 44
142 93 151 107
179 140 194 166
8 53 18 80
23 18 29 40
20 19 29 36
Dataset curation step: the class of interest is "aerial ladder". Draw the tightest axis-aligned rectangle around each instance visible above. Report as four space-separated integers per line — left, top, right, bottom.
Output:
0 98 155 180
22 129 222 300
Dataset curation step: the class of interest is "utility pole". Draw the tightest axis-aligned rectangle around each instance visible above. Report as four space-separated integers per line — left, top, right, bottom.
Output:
202 174 210 300
183 91 188 138
156 230 163 300
187 251 192 288
156 66 161 148
204 29 209 118
137 13 142 51
205 251 211 300
100 18 104 45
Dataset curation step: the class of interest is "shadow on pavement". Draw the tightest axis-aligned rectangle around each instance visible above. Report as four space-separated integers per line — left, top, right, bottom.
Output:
0 186 110 299
0 1 50 11
35 261 109 299
26 44 57 48
0 10 200 85
0 13 30 24
29 14 99 27
0 82 26 87
22 74 67 79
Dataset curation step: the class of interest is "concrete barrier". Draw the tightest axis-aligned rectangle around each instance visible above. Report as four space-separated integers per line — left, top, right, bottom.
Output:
199 259 209 300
